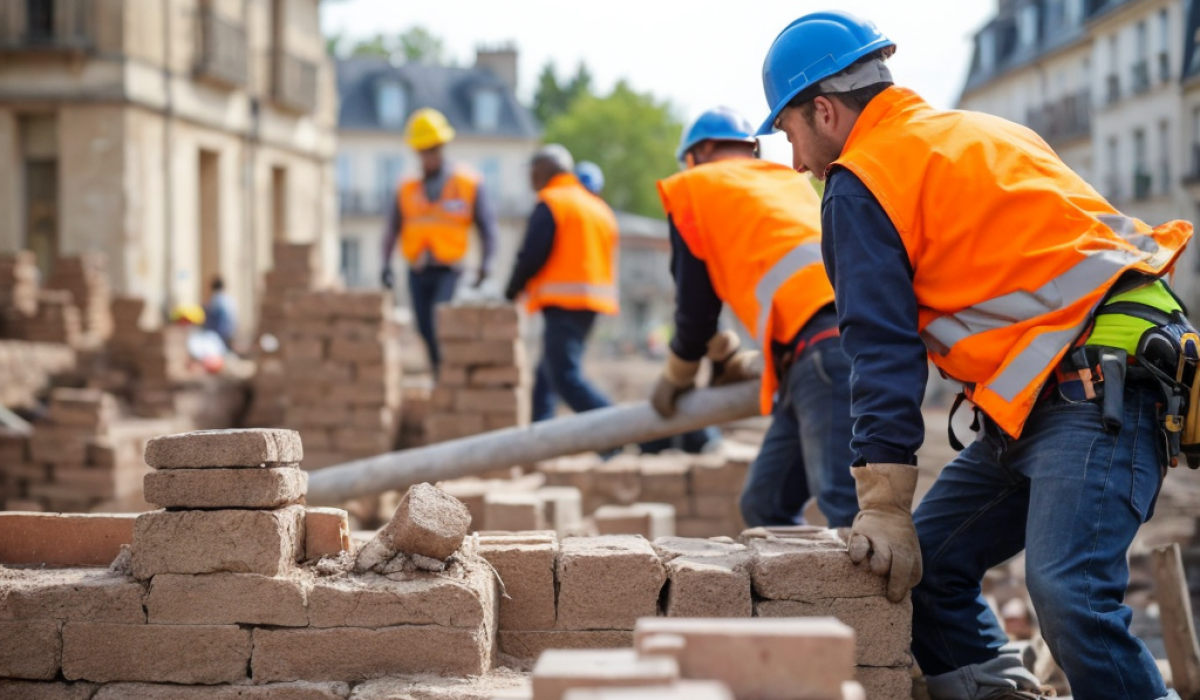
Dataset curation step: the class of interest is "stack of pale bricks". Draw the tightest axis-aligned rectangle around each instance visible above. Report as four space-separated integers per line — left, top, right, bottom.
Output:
0 251 37 337
0 458 914 699
259 241 320 342
46 253 113 344
282 290 402 470
20 290 82 346
0 340 75 409
2 388 171 513
427 301 530 443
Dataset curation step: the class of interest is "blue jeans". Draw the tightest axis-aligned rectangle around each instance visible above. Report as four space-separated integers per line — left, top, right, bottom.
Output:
639 427 722 454
408 266 460 373
739 340 858 528
913 379 1168 700
532 307 613 421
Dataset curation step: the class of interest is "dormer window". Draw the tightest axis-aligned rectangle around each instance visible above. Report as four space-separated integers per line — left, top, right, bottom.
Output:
473 88 502 131
377 80 407 129
1018 3 1039 49
979 29 996 73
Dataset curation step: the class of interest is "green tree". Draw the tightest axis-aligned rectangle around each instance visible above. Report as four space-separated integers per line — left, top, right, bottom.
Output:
544 80 683 218
533 61 595 126
348 34 391 58
341 26 445 63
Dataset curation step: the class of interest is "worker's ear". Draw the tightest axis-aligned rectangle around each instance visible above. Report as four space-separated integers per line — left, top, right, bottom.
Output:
685 151 696 169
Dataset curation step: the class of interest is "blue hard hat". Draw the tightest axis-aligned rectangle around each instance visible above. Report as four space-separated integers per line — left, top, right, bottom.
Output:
757 10 895 135
575 161 605 194
676 106 757 165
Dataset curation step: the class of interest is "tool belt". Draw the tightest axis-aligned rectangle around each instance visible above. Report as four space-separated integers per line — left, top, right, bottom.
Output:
1064 301 1200 468
772 325 840 381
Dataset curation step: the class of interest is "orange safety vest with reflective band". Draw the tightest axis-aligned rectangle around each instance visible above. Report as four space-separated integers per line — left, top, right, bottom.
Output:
525 173 620 315
832 86 1192 438
658 158 833 415
397 167 479 265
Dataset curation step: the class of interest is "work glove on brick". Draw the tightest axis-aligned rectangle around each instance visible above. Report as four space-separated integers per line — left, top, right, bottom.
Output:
707 329 763 387
650 350 700 418
848 463 922 603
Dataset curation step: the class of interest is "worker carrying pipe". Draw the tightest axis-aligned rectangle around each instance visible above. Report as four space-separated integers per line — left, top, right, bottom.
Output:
760 9 1193 700
381 108 498 375
650 106 857 529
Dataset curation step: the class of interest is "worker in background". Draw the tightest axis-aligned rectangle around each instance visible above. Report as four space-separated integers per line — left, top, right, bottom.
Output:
381 107 498 374
760 10 1192 700
203 274 236 352
575 161 605 196
649 106 856 527
506 145 619 424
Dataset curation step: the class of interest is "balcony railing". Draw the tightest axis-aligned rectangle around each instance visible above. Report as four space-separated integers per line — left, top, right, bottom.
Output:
1105 74 1120 104
1133 169 1153 200
0 0 92 52
1131 60 1151 94
271 49 318 113
1025 91 1092 145
339 190 386 217
1159 51 1172 83
194 9 247 87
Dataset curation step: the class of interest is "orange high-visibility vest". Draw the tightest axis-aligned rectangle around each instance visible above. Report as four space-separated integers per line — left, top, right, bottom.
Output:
397 167 479 265
658 158 833 414
833 86 1192 438
525 173 620 315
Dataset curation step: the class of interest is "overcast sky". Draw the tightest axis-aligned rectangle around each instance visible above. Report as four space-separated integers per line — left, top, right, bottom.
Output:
321 1 996 164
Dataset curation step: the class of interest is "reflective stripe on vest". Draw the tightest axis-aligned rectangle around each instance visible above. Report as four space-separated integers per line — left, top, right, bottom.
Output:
529 282 618 304
753 241 824 342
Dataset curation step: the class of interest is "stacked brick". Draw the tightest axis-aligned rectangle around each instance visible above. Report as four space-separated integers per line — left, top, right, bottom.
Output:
21 290 82 346
4 389 166 513
260 241 320 341
427 302 529 443
47 253 113 343
282 290 401 469
0 340 75 409
105 296 146 376
0 251 38 337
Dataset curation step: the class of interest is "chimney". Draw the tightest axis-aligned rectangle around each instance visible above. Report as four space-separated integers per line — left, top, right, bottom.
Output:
475 43 518 94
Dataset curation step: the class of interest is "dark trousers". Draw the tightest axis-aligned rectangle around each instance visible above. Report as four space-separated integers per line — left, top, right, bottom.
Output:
532 307 613 421
408 266 460 374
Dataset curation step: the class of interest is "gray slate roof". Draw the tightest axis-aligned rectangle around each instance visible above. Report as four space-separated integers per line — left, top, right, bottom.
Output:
337 56 540 139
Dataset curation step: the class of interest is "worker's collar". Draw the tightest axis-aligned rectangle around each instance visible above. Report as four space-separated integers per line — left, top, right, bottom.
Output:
830 86 926 176
541 172 581 191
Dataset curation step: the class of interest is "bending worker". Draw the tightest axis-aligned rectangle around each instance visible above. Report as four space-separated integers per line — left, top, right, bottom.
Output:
506 145 619 423
381 107 497 374
760 10 1192 700
649 106 856 528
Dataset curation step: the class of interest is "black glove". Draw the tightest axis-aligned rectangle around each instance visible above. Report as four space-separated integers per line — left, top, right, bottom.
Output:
381 267 394 290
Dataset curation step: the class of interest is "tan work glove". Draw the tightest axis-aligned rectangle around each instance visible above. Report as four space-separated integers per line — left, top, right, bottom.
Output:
706 330 763 387
650 351 700 418
848 463 922 603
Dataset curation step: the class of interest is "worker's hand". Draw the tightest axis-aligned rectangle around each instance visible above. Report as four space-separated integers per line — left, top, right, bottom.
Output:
650 351 701 418
706 330 762 387
474 268 489 289
381 266 395 290
848 463 922 603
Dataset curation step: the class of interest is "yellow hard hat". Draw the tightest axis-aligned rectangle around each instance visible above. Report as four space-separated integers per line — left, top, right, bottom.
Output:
404 108 455 151
170 303 206 325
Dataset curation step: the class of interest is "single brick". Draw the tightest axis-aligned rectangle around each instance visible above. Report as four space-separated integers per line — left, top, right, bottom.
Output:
385 483 471 560
436 305 483 341
478 538 558 630
91 681 351 699
485 492 546 532
351 674 528 700
307 565 495 629
537 486 584 536
690 458 749 495
470 365 526 387
755 596 913 667
556 536 666 631
594 504 674 540
251 626 488 681
0 681 98 700
62 622 250 684
652 537 747 563
854 666 912 700
593 458 641 507
144 429 303 469
639 456 691 498
146 573 308 626
664 554 752 618
498 631 634 661
142 467 307 509
0 513 135 567
562 681 734 700
532 649 678 700
749 538 885 602
130 506 305 579
0 619 60 680
634 617 855 700
440 339 523 368
305 507 351 560
0 568 145 623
